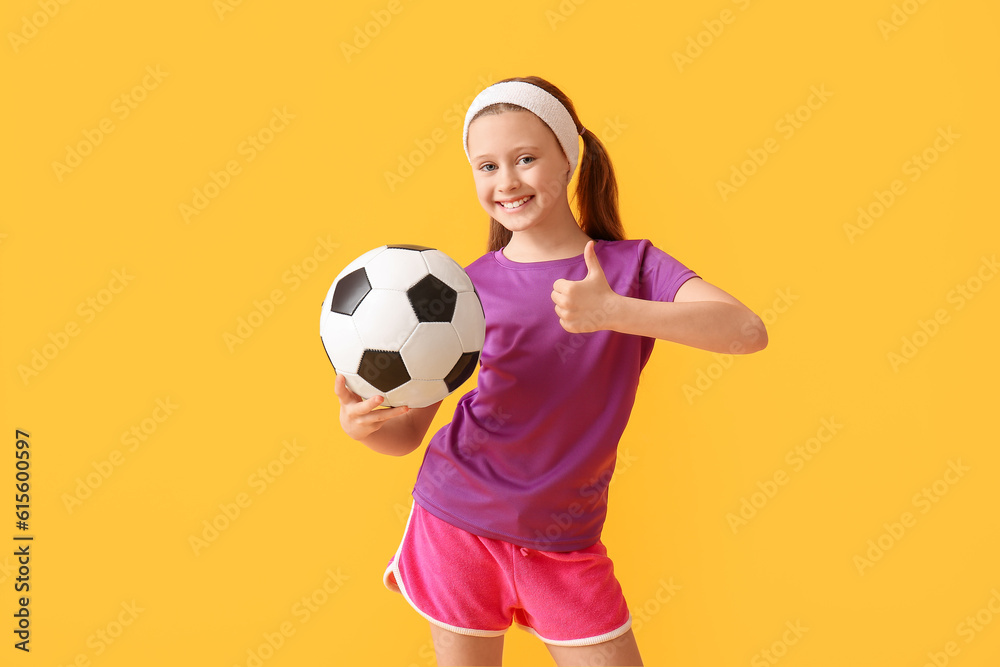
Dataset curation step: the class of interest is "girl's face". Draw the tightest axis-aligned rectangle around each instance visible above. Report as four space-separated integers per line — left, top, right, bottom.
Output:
467 110 572 237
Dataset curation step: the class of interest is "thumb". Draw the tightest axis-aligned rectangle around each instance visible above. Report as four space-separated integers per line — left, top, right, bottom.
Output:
583 240 605 280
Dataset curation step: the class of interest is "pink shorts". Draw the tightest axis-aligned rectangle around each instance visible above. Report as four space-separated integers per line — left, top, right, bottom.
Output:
383 501 632 646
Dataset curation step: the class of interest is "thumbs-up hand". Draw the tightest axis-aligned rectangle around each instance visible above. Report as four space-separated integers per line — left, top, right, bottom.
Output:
551 240 620 333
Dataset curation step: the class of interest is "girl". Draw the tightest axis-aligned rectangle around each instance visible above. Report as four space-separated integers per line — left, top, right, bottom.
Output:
335 76 768 667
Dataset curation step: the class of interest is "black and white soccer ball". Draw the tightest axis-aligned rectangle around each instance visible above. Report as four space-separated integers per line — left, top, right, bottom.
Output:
320 244 485 408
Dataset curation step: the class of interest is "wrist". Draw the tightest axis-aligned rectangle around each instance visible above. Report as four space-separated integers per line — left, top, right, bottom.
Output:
604 292 632 333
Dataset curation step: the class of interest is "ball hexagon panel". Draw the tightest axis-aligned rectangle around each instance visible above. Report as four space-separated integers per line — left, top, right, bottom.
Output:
386 379 449 409
358 349 410 392
352 289 419 351
452 291 486 352
319 312 364 374
365 247 430 290
400 322 463 380
408 274 457 323
423 250 476 293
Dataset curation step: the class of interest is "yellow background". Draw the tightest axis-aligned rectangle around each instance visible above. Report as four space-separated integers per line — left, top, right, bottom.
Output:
3 0 999 665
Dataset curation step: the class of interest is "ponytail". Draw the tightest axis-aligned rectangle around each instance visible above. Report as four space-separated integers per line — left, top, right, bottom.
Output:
575 126 625 245
482 76 625 252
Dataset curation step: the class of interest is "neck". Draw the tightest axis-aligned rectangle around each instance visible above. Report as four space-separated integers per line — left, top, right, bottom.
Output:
502 210 591 263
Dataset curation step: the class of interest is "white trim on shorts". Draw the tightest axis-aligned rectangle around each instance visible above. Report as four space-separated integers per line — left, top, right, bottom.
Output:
515 613 632 647
383 499 508 638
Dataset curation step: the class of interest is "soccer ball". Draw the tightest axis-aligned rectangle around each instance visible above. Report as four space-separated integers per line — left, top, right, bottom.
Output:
320 244 485 408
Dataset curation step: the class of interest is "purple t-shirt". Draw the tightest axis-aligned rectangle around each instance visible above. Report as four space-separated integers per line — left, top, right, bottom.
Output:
411 238 698 551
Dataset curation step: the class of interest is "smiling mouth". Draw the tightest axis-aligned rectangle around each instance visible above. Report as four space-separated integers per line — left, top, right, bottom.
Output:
497 195 533 210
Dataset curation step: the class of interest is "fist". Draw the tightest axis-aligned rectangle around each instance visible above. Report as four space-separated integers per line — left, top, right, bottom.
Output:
550 240 620 333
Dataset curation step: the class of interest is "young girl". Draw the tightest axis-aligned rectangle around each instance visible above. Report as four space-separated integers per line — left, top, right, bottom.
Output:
335 76 768 667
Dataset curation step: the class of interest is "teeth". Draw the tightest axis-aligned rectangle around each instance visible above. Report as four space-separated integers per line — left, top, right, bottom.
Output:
500 196 531 209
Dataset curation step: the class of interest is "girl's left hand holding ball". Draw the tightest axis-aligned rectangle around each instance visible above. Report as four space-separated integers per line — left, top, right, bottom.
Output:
334 373 410 443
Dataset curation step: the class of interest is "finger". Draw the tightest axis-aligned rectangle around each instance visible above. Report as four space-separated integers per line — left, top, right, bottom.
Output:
552 278 570 293
583 240 605 280
367 404 411 422
355 393 386 415
345 392 383 419
334 374 360 403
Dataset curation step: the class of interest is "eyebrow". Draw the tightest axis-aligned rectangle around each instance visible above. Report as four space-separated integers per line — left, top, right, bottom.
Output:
472 146 540 161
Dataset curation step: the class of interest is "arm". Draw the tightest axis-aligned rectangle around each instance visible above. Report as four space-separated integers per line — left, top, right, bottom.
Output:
334 374 442 456
612 276 768 354
551 241 768 354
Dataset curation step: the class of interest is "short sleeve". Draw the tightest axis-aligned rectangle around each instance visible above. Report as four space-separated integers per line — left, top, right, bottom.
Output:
637 239 699 302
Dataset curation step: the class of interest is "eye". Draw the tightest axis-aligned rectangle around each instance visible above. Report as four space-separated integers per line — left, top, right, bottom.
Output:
518 156 535 165
480 163 496 172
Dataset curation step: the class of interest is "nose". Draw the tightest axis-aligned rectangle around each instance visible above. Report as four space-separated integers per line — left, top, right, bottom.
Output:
497 166 520 192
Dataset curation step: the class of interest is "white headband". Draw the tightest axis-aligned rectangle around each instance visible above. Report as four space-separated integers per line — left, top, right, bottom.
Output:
463 80 584 175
